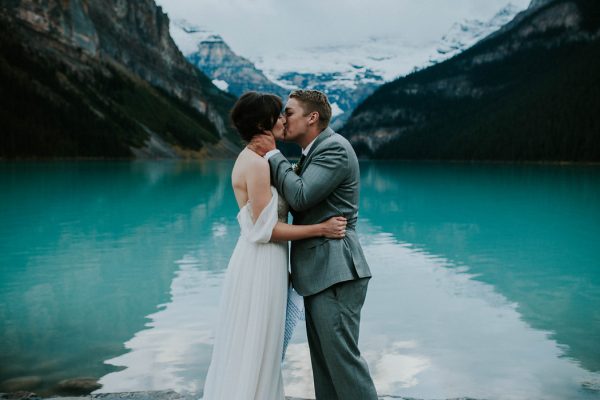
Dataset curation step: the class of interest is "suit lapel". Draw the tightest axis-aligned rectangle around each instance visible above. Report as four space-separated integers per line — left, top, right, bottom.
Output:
300 127 335 174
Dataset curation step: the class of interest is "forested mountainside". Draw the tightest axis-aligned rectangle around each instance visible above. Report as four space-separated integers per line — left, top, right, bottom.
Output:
342 0 600 162
0 0 238 158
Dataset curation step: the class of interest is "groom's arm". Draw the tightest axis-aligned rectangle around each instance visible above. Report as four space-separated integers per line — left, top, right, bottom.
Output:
269 143 348 212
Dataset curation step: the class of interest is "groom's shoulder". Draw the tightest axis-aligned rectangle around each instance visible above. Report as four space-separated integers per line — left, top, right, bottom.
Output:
321 132 356 157
332 132 353 147
318 130 350 149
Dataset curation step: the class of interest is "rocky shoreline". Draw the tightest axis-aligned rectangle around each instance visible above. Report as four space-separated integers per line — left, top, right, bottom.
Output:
0 390 487 400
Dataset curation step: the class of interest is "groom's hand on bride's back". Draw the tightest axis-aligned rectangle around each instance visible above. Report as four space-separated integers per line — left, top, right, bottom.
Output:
248 131 276 157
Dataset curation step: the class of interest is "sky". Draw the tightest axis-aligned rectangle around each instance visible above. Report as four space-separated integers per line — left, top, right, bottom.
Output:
156 0 531 58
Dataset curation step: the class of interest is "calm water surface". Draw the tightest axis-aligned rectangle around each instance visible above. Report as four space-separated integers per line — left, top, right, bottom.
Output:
0 161 599 399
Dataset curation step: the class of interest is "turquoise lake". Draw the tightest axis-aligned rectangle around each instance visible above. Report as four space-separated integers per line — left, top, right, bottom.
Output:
1 161 599 399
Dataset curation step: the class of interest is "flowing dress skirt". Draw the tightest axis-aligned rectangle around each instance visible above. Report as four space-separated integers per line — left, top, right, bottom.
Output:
202 188 288 400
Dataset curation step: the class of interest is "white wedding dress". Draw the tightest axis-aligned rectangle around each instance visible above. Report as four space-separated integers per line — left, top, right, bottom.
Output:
201 186 289 400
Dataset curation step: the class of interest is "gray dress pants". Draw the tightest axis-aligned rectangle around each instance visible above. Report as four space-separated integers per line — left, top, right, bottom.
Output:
304 277 378 400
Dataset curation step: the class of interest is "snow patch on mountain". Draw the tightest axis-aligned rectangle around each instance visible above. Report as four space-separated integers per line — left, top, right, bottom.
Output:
169 19 219 56
251 38 432 88
430 3 523 64
331 103 344 118
212 79 229 91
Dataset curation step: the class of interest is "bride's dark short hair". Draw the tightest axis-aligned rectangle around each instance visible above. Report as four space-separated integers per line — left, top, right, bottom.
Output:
230 92 283 142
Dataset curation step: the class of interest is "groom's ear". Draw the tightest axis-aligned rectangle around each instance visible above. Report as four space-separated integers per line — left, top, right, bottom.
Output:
307 111 320 126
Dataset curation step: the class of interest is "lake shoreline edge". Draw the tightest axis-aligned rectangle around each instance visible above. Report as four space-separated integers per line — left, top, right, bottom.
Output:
0 389 486 400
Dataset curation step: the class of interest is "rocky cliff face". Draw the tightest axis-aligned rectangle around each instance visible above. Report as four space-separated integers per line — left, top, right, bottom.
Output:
341 0 600 161
12 0 100 54
0 0 238 158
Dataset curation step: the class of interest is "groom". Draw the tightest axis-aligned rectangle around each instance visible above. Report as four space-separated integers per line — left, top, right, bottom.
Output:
250 90 378 399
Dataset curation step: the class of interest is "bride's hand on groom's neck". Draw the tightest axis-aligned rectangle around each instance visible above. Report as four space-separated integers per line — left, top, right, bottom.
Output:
248 131 276 157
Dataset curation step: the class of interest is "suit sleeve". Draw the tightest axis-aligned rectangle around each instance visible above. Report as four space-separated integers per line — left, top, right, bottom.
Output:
268 142 348 212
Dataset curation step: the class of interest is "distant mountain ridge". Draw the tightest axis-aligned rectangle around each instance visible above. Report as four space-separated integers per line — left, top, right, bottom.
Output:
341 0 600 161
253 3 525 127
168 4 524 128
0 0 238 158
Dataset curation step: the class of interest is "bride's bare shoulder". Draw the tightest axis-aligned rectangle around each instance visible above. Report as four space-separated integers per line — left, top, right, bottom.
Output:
239 148 268 168
233 148 269 179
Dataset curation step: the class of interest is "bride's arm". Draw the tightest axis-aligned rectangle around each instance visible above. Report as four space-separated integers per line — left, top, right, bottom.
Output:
270 217 346 242
247 157 346 242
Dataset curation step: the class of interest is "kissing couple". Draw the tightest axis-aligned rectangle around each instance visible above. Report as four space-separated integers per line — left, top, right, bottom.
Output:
201 89 378 400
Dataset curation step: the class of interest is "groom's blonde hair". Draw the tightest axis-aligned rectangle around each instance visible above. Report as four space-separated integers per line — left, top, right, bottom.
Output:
289 90 332 130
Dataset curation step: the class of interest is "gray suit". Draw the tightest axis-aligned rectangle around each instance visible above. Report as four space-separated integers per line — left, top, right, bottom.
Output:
269 127 378 400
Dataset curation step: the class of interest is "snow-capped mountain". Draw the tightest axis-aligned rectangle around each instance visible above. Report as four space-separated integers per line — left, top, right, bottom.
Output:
430 3 524 64
254 3 525 86
170 19 287 97
168 3 525 127
251 3 525 126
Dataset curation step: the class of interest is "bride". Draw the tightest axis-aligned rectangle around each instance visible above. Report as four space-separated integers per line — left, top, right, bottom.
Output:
201 92 347 400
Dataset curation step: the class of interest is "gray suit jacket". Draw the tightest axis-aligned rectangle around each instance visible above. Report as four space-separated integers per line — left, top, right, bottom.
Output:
269 127 371 296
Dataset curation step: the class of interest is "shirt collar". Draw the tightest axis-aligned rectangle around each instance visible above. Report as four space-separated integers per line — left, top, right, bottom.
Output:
302 135 319 156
